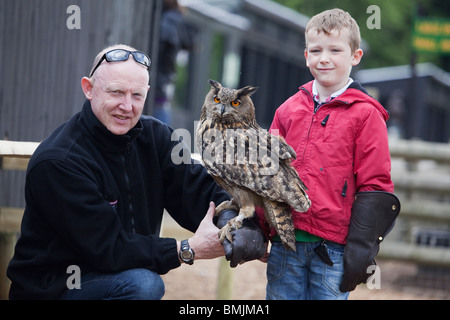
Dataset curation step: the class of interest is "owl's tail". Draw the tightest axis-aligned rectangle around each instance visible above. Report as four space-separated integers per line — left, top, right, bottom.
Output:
263 199 296 251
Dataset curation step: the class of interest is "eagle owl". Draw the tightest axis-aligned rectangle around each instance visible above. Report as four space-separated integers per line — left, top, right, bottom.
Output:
196 80 311 251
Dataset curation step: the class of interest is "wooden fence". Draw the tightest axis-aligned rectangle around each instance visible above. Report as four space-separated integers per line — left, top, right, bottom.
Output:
0 140 40 299
378 139 450 266
1 138 449 299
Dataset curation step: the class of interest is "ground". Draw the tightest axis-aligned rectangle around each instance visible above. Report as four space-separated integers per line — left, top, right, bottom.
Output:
162 257 450 300
160 215 450 300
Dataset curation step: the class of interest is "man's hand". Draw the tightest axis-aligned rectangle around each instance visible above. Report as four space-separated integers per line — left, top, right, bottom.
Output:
187 202 225 260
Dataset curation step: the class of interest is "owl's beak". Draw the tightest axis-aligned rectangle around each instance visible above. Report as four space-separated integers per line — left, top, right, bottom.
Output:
220 104 226 115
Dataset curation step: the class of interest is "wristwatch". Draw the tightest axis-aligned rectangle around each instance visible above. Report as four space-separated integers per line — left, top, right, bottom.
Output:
179 239 195 265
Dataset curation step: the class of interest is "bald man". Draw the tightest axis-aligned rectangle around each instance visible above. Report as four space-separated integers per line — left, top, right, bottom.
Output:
7 45 265 300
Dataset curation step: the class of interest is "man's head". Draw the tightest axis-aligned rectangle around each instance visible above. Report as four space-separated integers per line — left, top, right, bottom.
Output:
304 9 363 94
81 44 150 135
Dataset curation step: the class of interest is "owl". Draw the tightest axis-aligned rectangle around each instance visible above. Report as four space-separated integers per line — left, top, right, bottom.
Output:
196 80 311 251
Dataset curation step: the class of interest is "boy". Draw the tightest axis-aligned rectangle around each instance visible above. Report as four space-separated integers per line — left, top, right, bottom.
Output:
264 9 399 300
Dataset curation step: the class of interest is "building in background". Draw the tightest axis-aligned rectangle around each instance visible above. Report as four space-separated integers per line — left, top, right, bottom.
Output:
0 0 162 208
171 0 312 132
355 63 450 143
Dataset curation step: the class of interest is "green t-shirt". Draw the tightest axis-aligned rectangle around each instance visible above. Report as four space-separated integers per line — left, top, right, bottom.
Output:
272 229 322 242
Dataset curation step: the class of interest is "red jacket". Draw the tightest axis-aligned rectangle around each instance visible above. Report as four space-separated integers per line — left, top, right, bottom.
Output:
268 80 394 244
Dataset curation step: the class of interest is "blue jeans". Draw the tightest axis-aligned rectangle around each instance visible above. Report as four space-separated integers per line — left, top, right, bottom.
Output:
59 268 165 300
266 241 349 300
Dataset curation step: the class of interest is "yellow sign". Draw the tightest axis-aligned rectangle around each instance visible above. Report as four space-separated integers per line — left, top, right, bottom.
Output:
412 18 450 54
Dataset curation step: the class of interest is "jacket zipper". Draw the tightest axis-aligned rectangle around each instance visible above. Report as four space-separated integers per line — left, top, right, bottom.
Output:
321 114 330 126
341 180 348 197
122 144 136 233
299 88 316 164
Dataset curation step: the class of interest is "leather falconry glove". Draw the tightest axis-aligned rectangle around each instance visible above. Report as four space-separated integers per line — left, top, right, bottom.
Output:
215 210 266 268
340 191 400 292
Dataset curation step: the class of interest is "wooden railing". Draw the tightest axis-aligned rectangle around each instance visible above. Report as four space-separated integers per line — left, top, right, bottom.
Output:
379 138 450 266
0 140 40 299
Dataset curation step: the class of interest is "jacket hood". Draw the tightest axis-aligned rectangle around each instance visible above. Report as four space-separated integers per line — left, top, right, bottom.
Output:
300 80 390 122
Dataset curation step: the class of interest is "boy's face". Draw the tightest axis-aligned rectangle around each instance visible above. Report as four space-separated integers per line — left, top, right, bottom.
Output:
305 28 363 93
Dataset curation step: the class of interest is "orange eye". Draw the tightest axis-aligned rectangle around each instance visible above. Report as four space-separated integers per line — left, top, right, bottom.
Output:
231 100 240 107
214 96 221 103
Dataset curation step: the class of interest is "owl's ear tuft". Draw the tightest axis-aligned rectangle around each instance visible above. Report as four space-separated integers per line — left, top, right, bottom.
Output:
209 79 222 92
237 86 259 98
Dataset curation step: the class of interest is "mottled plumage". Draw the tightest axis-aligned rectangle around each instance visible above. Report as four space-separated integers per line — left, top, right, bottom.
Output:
196 80 311 251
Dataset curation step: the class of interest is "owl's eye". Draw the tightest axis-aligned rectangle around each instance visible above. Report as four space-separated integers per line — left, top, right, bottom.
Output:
214 96 221 103
231 100 241 107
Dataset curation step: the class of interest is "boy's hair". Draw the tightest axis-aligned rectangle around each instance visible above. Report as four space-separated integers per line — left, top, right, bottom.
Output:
305 8 361 53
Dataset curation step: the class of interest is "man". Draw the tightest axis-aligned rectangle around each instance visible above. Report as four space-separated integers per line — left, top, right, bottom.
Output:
7 44 265 300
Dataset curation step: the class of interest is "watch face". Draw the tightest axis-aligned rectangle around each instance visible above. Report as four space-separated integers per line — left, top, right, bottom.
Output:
181 250 193 260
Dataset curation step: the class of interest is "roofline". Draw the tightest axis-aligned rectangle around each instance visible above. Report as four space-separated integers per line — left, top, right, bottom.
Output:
179 0 251 31
243 0 309 31
355 63 450 88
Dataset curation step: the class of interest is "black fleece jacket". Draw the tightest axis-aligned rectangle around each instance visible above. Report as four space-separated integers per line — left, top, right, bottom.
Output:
7 100 229 299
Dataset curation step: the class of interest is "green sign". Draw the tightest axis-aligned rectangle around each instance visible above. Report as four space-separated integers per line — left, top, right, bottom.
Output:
412 18 450 55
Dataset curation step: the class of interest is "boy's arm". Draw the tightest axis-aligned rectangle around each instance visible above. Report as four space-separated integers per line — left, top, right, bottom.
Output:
353 107 394 193
341 106 398 292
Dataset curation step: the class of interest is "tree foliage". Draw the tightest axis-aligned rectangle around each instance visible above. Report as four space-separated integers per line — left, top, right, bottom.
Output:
273 0 450 71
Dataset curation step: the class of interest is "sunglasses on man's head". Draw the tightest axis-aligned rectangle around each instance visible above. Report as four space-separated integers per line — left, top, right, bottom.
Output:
89 49 151 77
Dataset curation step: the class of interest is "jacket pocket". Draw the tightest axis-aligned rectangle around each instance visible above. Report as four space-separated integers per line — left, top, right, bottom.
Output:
319 115 353 167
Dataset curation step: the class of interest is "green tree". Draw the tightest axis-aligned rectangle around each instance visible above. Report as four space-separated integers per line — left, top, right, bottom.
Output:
273 0 450 71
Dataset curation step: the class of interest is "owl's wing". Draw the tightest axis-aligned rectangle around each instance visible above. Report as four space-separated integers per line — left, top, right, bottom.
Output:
277 134 297 160
199 125 309 211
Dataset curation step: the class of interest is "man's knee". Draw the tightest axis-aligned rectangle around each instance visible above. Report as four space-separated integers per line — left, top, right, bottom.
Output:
125 268 165 300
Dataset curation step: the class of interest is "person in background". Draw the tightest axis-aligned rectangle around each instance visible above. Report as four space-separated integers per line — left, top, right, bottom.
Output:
154 0 194 125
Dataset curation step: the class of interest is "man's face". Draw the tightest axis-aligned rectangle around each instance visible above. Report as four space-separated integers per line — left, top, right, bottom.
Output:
305 28 362 93
83 58 150 135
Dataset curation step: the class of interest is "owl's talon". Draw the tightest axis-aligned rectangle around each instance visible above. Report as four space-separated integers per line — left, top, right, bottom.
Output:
218 224 233 244
218 217 244 244
218 220 234 244
215 200 239 216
